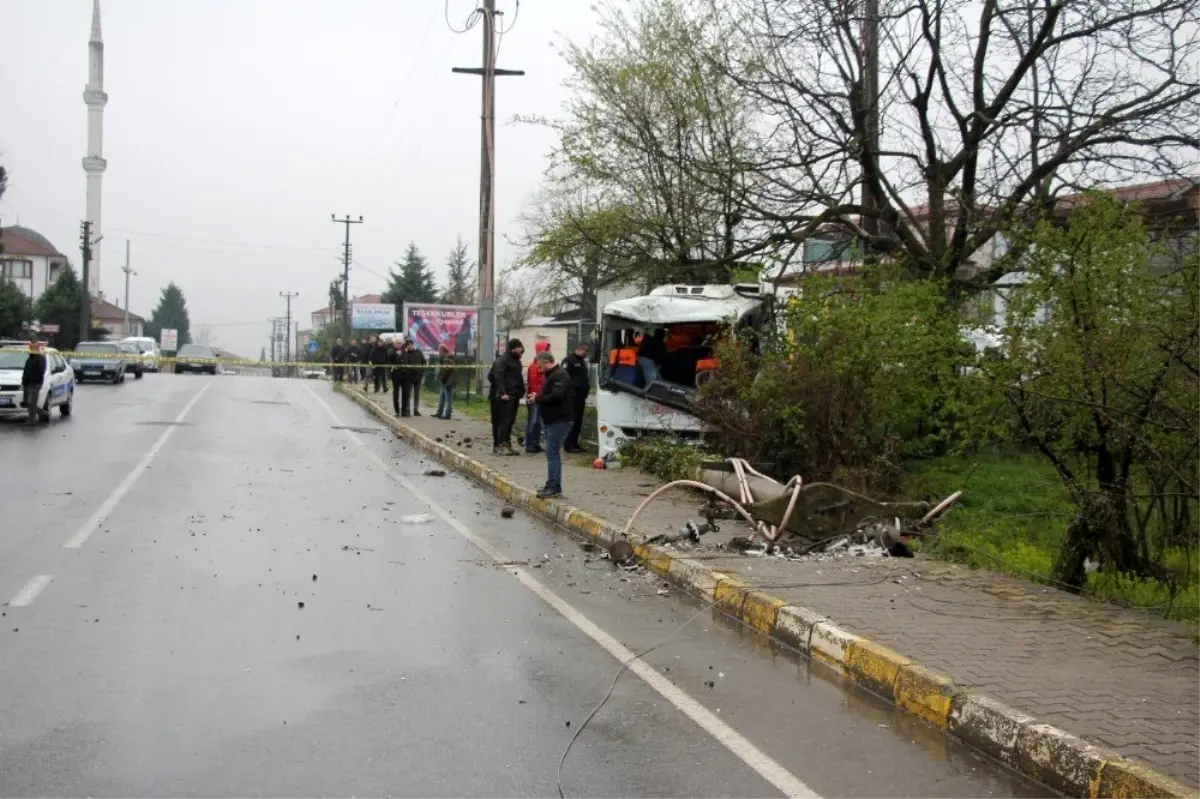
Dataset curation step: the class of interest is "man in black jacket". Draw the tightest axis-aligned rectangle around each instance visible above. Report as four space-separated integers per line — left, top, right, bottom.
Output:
21 340 47 425
487 338 525 455
387 341 405 416
370 336 389 393
561 342 591 452
533 351 575 498
399 339 426 417
331 338 346 382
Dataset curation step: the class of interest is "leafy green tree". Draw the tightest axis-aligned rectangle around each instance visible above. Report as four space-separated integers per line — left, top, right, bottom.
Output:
34 265 85 348
440 237 476 306
522 0 754 284
382 243 438 318
145 283 192 350
0 277 33 338
985 195 1199 591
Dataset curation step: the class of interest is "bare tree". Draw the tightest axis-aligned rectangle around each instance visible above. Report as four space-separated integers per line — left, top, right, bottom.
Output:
713 0 1200 284
496 269 547 331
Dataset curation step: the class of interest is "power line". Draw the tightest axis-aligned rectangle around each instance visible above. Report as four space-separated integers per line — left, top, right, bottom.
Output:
107 227 338 252
445 0 483 34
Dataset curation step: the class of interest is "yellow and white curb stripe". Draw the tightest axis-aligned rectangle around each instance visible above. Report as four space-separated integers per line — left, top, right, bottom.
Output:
336 383 1198 799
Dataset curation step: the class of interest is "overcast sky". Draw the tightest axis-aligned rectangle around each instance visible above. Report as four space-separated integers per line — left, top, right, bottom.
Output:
0 0 579 357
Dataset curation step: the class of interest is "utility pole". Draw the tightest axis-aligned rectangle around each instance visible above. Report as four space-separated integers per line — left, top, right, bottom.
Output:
79 221 95 343
280 291 299 368
121 239 136 336
859 0 883 245
453 0 523 386
331 215 363 340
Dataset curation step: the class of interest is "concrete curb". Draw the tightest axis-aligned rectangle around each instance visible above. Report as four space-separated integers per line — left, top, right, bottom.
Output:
336 384 1198 799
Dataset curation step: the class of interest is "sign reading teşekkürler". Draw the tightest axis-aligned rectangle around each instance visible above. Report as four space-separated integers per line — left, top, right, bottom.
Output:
403 303 478 357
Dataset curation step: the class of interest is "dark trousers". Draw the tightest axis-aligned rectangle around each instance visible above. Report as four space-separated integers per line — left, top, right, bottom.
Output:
400 380 415 415
491 397 519 447
566 393 588 449
333 364 344 382
392 376 403 414
373 366 387 392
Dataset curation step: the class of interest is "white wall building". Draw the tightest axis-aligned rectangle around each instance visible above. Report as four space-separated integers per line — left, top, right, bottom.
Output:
0 225 71 303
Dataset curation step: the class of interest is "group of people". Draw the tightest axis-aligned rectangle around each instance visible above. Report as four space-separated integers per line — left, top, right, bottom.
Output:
330 336 459 420
488 338 591 500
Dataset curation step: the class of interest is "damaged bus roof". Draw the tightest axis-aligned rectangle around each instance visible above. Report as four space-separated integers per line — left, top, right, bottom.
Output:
602 285 763 325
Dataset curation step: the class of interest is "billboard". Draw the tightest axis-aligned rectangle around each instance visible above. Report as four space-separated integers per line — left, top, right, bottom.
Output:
403 303 478 357
160 329 178 351
351 302 396 330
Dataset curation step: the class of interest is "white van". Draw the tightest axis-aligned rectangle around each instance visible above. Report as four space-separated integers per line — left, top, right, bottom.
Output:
122 336 161 372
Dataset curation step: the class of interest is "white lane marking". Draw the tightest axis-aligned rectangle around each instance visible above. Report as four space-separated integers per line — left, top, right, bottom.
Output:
7 575 53 607
63 382 212 550
302 383 819 799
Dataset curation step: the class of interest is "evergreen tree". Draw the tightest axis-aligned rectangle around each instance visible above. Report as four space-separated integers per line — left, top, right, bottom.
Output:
145 282 192 349
441 236 476 306
0 277 33 338
34 265 85 348
382 242 438 317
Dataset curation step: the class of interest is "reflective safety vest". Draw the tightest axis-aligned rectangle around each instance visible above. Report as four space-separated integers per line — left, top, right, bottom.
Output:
608 347 637 366
696 356 718 373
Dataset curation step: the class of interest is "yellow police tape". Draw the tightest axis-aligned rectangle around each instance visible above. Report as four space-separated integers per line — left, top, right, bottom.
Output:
53 350 490 370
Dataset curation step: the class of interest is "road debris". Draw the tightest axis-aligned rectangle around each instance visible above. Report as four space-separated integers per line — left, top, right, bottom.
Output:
423 469 447 477
399 513 433 524
500 507 516 519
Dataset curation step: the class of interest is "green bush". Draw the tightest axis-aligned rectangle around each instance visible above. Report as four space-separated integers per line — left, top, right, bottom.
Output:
695 271 976 491
618 438 711 484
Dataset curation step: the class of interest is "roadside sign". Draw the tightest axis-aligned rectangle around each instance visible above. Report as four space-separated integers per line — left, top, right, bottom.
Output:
160 329 178 351
307 340 318 354
41 324 60 334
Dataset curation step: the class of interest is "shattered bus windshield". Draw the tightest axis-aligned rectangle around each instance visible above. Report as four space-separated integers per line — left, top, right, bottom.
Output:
600 319 723 394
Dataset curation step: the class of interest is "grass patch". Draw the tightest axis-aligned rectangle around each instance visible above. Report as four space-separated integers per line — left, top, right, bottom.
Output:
906 449 1199 622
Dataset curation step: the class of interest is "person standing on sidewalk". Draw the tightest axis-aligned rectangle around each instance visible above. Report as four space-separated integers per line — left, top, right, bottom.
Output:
434 344 458 419
347 338 361 384
562 342 591 452
21 340 46 426
388 340 405 417
331 338 346 382
532 350 574 499
522 341 550 453
400 339 426 416
488 338 525 456
370 336 390 393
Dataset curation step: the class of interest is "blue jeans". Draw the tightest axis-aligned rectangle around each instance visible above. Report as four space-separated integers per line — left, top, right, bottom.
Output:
543 420 571 493
436 384 454 418
524 404 543 451
637 357 660 384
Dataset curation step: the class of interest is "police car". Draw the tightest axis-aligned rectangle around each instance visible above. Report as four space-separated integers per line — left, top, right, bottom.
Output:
0 344 75 421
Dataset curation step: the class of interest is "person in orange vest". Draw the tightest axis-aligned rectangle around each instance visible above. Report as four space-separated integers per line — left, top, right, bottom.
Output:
523 340 551 452
695 354 719 386
607 333 638 384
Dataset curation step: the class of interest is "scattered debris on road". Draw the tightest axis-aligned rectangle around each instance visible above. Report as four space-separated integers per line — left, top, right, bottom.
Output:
423 469 446 477
399 513 433 524
500 507 516 519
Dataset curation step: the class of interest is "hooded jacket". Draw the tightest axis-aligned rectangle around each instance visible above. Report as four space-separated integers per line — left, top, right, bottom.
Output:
526 341 551 397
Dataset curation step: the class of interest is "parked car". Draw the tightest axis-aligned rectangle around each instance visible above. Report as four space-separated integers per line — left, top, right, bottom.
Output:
175 344 220 375
0 344 74 421
122 336 161 372
70 341 127 383
116 341 145 379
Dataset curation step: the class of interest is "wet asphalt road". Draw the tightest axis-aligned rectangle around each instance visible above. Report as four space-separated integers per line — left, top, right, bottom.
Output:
0 375 1053 798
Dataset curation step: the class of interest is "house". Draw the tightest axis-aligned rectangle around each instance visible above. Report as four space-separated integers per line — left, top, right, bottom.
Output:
311 294 382 331
90 296 145 338
0 225 71 303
